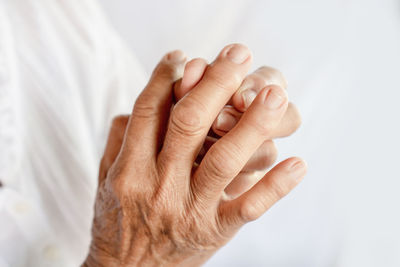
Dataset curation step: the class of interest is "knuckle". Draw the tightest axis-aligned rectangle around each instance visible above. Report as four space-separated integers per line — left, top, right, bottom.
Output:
170 98 207 136
256 66 288 88
269 179 290 200
108 169 131 196
239 201 262 222
206 65 241 92
132 95 159 121
202 152 227 182
203 140 243 180
244 117 274 138
108 159 152 196
186 57 207 70
246 73 267 87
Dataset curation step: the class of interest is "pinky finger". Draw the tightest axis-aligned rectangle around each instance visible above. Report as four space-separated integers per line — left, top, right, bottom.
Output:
221 157 307 226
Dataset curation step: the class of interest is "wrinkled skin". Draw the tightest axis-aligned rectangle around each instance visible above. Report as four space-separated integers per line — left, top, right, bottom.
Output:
83 44 307 267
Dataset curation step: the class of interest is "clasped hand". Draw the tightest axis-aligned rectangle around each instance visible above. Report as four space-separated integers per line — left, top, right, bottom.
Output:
83 44 307 267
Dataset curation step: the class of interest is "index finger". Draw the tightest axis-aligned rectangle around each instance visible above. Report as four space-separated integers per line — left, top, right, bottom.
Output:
159 44 252 169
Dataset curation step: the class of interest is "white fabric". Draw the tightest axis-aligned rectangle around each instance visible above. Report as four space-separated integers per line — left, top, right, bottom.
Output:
0 0 146 266
1 0 400 266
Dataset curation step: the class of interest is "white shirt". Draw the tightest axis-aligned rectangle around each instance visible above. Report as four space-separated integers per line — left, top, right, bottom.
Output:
0 0 146 266
1 0 400 266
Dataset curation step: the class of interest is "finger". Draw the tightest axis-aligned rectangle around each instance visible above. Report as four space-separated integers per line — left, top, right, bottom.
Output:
194 85 288 200
278 103 302 137
198 136 278 171
242 140 278 171
222 157 307 226
99 115 130 185
195 136 217 164
159 44 252 170
213 102 301 138
223 171 261 200
174 58 208 101
123 50 187 161
212 106 242 136
223 140 277 199
231 66 288 112
197 138 278 199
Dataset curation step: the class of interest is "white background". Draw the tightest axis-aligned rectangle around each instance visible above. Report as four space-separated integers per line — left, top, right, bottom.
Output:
98 0 400 266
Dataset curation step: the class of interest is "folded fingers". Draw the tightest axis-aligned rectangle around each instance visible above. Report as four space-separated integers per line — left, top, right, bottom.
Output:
158 44 252 171
231 66 288 111
221 157 307 226
123 50 187 161
213 103 301 138
194 85 288 200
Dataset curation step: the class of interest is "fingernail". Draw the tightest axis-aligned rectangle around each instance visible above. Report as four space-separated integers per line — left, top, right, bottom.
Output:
216 112 237 132
264 89 286 109
226 45 250 64
166 50 186 63
241 89 258 109
290 159 307 180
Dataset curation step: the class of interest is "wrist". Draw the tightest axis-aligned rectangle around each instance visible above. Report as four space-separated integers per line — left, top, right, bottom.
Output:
82 239 214 267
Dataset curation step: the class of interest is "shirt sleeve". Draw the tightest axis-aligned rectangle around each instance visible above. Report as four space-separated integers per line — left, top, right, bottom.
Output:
0 1 148 266
84 1 148 158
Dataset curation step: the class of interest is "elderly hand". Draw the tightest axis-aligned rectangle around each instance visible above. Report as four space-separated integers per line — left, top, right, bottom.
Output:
83 44 307 267
174 60 302 199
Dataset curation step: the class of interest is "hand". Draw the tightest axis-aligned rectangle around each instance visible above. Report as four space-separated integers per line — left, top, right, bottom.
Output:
174 61 302 198
99 66 301 200
83 44 307 267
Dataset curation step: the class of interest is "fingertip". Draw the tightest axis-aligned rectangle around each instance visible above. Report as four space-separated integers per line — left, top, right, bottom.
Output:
262 85 288 108
164 50 187 63
283 157 308 182
178 58 208 100
212 107 241 136
152 50 187 82
255 66 288 89
286 157 307 169
233 66 288 112
220 43 253 65
234 78 287 113
231 85 288 140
